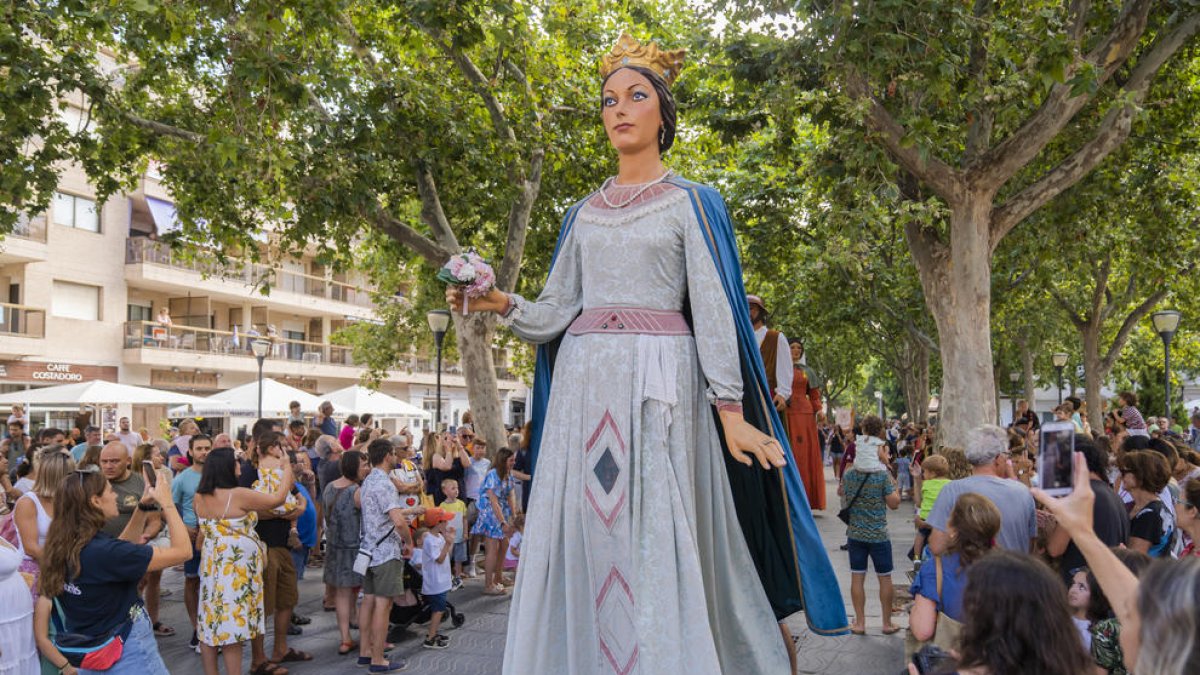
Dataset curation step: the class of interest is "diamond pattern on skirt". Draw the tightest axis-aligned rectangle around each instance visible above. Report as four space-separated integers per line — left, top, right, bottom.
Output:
585 410 627 532
595 566 638 675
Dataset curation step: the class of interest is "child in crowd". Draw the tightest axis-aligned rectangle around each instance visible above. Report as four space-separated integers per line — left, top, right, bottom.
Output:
853 415 890 474
503 514 525 584
439 478 469 590
1115 391 1148 437
420 508 456 650
896 448 912 501
411 528 429 571
912 454 951 565
1067 567 1093 651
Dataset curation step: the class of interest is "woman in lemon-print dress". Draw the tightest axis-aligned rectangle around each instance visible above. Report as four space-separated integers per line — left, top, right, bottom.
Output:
193 446 294 675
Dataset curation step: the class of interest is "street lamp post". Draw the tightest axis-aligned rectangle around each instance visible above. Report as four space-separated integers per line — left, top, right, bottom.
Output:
1052 352 1069 407
251 338 270 419
426 309 452 432
874 390 884 418
1009 371 1020 422
1152 310 1182 420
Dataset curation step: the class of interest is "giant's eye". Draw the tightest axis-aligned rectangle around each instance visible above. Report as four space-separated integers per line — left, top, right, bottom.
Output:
602 96 617 107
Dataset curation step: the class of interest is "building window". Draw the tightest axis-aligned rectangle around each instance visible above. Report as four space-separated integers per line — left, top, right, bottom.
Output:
51 281 101 321
127 304 153 322
52 192 100 233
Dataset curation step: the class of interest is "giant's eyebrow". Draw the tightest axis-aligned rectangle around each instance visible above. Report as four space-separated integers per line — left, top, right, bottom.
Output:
602 83 651 96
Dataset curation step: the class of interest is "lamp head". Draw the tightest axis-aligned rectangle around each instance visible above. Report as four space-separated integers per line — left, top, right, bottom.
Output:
1009 371 1020 383
874 390 883 400
1152 310 1181 338
251 338 270 358
426 309 451 336
1052 352 1069 369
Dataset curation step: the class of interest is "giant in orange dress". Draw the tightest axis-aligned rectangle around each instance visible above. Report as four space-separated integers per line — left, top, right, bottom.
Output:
787 365 826 510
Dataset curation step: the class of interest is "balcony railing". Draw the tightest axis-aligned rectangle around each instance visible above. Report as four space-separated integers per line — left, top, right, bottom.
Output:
11 214 48 243
0 303 45 338
123 321 519 381
123 321 356 365
125 238 376 308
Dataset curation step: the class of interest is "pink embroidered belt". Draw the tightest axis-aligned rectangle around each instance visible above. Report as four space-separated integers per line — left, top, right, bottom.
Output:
567 307 691 336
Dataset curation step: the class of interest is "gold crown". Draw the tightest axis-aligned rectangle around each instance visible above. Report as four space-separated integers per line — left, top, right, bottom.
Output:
599 33 687 87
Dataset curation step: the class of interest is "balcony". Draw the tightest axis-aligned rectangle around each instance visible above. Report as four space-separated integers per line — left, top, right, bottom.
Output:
124 238 377 317
0 303 47 357
120 321 523 389
0 214 49 263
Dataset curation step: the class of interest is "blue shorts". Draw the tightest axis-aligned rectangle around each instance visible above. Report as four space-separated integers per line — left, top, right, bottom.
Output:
424 591 448 613
847 539 893 575
183 544 202 578
451 541 468 563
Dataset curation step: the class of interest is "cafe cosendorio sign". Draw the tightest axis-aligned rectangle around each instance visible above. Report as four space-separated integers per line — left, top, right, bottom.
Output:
0 361 118 383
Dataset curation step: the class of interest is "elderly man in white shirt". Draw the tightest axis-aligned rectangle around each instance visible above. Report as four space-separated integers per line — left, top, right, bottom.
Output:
747 295 792 412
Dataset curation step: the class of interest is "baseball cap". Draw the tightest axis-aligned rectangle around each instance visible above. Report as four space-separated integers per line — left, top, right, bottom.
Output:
423 507 455 528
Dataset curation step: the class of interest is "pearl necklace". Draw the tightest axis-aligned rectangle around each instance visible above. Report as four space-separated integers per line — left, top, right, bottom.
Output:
598 169 674 209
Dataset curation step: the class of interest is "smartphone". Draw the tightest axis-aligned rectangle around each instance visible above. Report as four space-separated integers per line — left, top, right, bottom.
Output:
1038 420 1076 496
142 460 157 488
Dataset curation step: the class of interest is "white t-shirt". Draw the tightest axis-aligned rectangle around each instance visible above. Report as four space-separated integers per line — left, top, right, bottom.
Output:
390 460 423 509
421 532 452 595
410 548 424 570
505 531 523 565
465 458 491 501
753 326 792 399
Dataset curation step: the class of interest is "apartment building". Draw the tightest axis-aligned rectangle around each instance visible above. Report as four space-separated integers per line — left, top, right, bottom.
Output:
0 140 527 434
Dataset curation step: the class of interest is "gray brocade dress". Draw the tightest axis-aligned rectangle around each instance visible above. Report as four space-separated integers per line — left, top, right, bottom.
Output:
501 184 790 674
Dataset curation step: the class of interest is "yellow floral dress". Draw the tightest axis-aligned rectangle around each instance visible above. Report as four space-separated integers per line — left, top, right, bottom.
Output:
198 506 265 647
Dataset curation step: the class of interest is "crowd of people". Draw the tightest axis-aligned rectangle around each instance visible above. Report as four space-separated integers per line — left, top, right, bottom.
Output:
5 384 1200 675
0 402 531 675
829 393 1200 674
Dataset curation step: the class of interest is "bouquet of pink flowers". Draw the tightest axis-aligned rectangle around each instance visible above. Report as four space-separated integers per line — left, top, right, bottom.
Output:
438 250 496 315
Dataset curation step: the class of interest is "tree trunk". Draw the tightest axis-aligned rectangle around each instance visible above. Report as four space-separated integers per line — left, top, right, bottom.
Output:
1080 325 1108 434
900 338 931 425
1021 341 1036 412
452 311 507 454
910 194 997 447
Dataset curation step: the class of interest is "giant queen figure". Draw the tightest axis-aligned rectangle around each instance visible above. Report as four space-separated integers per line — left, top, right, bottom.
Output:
446 34 846 674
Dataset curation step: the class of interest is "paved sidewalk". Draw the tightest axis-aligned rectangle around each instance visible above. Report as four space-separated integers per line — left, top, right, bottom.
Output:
157 465 911 674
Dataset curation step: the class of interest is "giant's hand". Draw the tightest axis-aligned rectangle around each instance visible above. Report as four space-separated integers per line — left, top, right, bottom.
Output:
446 286 509 314
719 410 787 470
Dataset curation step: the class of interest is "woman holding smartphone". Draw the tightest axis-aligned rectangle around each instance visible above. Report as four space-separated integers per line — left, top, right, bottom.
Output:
34 465 193 674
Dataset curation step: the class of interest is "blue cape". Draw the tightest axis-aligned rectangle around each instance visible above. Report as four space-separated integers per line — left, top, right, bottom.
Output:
526 178 848 635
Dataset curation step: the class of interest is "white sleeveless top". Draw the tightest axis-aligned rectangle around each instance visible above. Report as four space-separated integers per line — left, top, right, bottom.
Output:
15 493 51 562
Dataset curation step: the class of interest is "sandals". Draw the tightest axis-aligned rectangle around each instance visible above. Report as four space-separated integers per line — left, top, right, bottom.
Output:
152 622 176 637
250 662 288 675
278 648 314 663
482 584 509 595
338 641 358 656
881 625 901 635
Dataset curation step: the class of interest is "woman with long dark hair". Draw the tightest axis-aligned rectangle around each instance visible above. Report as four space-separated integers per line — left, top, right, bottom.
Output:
469 447 517 595
951 550 1093 674
33 465 192 675
193 447 293 675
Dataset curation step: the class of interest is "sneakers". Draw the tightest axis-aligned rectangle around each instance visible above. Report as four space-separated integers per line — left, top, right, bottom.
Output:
451 576 464 591
368 659 408 672
422 634 450 650
189 631 200 654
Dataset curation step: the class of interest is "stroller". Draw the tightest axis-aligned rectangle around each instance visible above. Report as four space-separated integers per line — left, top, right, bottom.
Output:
389 559 466 630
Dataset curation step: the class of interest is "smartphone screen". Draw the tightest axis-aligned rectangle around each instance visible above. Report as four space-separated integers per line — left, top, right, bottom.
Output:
1038 421 1075 496
142 460 157 488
